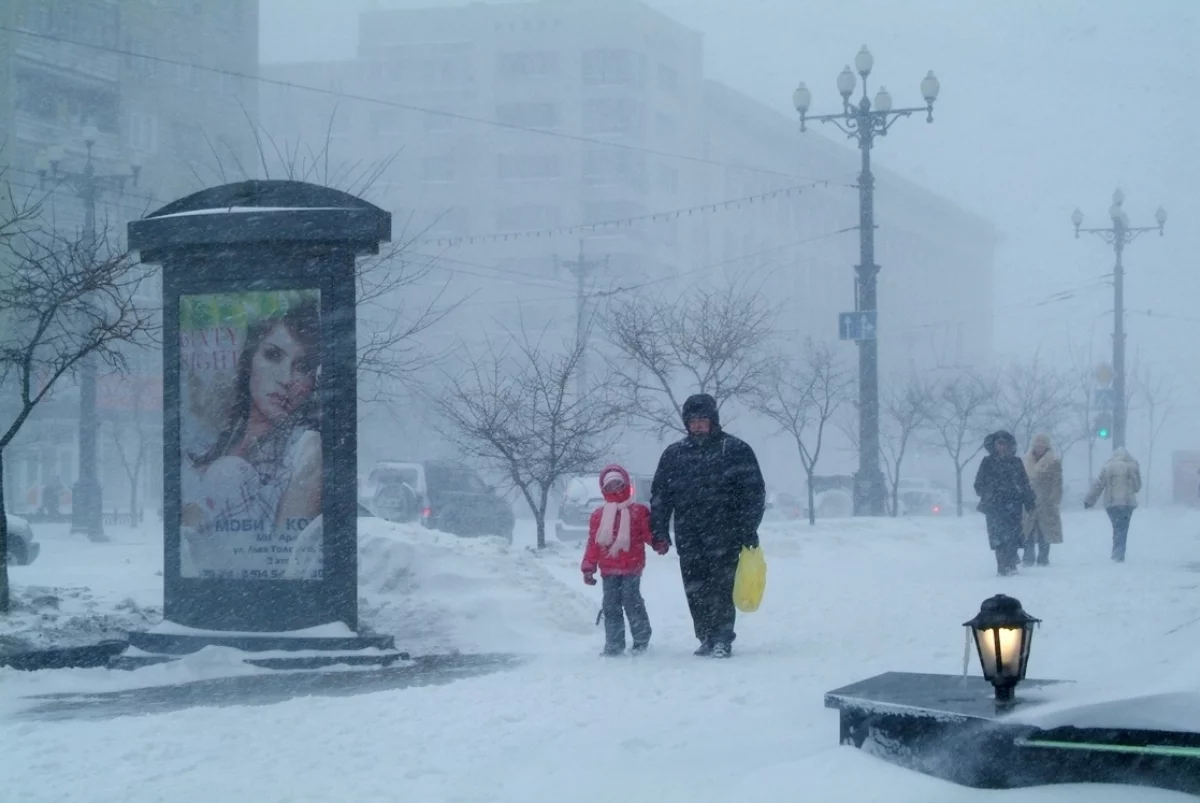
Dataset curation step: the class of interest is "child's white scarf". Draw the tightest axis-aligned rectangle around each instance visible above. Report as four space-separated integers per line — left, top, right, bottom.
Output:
596 497 633 556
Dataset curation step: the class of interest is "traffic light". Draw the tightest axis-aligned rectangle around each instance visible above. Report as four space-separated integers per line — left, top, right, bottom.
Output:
1094 412 1113 440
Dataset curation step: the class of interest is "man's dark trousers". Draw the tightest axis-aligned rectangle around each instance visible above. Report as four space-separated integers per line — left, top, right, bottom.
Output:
680 547 740 646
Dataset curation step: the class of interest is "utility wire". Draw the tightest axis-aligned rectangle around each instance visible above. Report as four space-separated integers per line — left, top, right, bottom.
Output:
0 24 850 184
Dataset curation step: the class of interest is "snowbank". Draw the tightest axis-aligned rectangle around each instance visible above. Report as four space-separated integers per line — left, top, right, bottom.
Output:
357 519 599 654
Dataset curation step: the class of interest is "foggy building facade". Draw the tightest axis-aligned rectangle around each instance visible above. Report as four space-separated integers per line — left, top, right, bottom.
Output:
0 0 259 519
259 0 996 474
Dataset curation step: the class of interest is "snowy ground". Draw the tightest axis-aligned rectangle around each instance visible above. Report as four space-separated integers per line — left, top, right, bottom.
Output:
2 507 1199 802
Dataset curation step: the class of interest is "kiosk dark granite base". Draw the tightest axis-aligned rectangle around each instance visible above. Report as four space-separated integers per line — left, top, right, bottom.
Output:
825 672 1200 796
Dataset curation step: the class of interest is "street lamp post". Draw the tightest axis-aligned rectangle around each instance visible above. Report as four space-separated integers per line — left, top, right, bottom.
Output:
793 47 940 516
36 125 142 541
1072 190 1166 451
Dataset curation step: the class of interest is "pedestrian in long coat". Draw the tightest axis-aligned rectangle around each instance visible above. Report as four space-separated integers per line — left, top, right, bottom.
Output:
1085 448 1142 562
974 430 1036 576
1022 433 1063 566
650 393 766 659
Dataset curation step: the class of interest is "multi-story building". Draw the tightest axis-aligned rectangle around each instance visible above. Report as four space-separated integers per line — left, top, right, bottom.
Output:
0 0 259 520
260 0 997 474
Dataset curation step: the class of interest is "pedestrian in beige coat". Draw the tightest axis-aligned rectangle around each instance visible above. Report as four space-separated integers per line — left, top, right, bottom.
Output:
1022 433 1062 566
1084 448 1142 562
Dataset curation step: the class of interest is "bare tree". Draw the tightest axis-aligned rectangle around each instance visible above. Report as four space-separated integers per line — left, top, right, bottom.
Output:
430 329 626 549
603 284 776 436
107 387 152 527
0 197 157 613
990 357 1074 453
928 369 996 516
1137 367 1177 506
880 375 936 517
752 340 851 524
200 111 463 404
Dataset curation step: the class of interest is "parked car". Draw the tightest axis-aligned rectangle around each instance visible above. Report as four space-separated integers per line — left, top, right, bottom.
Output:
764 490 806 522
6 514 40 565
555 472 653 542
363 460 515 541
359 463 421 523
897 488 951 517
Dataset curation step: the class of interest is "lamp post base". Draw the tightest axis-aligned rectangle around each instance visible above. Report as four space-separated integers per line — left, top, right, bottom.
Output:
853 466 887 517
70 479 107 542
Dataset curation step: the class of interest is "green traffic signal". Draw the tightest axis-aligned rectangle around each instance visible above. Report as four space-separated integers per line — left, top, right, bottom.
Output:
1097 426 1111 439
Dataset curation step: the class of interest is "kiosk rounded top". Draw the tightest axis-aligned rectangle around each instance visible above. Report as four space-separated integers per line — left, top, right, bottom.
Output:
146 180 383 219
129 180 391 259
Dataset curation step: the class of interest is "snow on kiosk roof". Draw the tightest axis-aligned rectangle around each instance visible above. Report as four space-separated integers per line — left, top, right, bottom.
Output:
127 179 392 261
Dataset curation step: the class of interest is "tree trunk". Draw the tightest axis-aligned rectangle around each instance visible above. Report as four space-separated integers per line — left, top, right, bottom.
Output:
130 479 139 528
955 465 964 517
534 512 546 549
0 451 9 614
806 470 817 526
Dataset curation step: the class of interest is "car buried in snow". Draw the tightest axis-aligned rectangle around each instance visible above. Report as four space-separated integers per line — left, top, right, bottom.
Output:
6 514 40 565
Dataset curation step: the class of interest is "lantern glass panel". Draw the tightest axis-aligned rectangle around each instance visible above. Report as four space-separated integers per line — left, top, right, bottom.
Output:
974 626 1027 680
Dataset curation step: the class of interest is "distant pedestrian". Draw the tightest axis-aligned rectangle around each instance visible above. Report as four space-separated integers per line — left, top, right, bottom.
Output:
1085 448 1142 562
650 393 766 659
581 465 666 656
1022 434 1063 567
974 430 1036 576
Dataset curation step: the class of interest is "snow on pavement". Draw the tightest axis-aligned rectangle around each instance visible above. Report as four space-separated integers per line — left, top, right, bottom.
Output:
2 508 1199 802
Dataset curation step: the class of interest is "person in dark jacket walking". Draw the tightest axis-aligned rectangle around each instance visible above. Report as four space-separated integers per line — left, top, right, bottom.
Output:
650 393 766 658
974 430 1035 576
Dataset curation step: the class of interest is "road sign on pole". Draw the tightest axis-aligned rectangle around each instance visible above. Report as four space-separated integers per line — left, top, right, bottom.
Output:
1095 362 1114 387
838 310 878 341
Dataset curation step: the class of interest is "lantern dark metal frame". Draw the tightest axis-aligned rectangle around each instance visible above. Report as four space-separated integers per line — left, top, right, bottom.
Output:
964 594 1041 705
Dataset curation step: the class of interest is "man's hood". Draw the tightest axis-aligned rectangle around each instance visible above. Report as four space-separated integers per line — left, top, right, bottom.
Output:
681 393 720 429
984 430 1016 455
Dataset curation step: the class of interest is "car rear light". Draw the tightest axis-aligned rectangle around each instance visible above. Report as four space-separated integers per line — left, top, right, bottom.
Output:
932 505 941 514
422 507 432 519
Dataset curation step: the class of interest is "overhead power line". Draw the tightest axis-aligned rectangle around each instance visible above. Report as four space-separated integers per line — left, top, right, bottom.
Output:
0 24 849 184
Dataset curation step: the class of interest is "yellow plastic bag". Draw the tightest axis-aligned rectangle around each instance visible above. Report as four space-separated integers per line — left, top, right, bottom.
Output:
732 546 766 613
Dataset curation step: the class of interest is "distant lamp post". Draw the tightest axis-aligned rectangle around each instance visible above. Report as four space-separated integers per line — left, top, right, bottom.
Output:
793 47 940 517
1072 190 1167 451
36 127 144 542
964 594 1040 706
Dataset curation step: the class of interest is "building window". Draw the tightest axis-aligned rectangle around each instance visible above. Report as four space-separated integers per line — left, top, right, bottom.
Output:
582 98 644 138
582 49 646 87
129 112 158 153
583 201 647 231
424 110 454 132
496 204 561 232
422 207 470 238
655 112 676 143
656 165 679 194
371 109 405 136
497 152 560 180
495 102 559 129
496 50 559 79
657 63 679 93
582 150 646 191
422 156 456 182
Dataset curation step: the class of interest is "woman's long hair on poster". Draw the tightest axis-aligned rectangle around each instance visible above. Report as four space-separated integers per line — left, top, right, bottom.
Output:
192 298 321 470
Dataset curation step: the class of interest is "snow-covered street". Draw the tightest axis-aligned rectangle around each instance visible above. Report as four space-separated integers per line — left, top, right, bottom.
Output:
3 509 1199 802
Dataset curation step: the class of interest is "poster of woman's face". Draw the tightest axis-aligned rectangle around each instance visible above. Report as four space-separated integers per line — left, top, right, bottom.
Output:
178 290 324 581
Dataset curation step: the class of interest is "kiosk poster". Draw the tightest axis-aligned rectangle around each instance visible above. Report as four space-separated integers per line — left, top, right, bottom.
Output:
178 290 323 581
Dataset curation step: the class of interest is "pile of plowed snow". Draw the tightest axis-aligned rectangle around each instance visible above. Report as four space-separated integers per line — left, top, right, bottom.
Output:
357 519 599 655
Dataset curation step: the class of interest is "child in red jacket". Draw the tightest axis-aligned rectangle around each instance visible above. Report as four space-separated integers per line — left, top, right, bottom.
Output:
582 464 668 656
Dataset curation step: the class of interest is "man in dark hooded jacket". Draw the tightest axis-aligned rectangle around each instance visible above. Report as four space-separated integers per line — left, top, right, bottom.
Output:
974 430 1036 576
650 393 766 658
